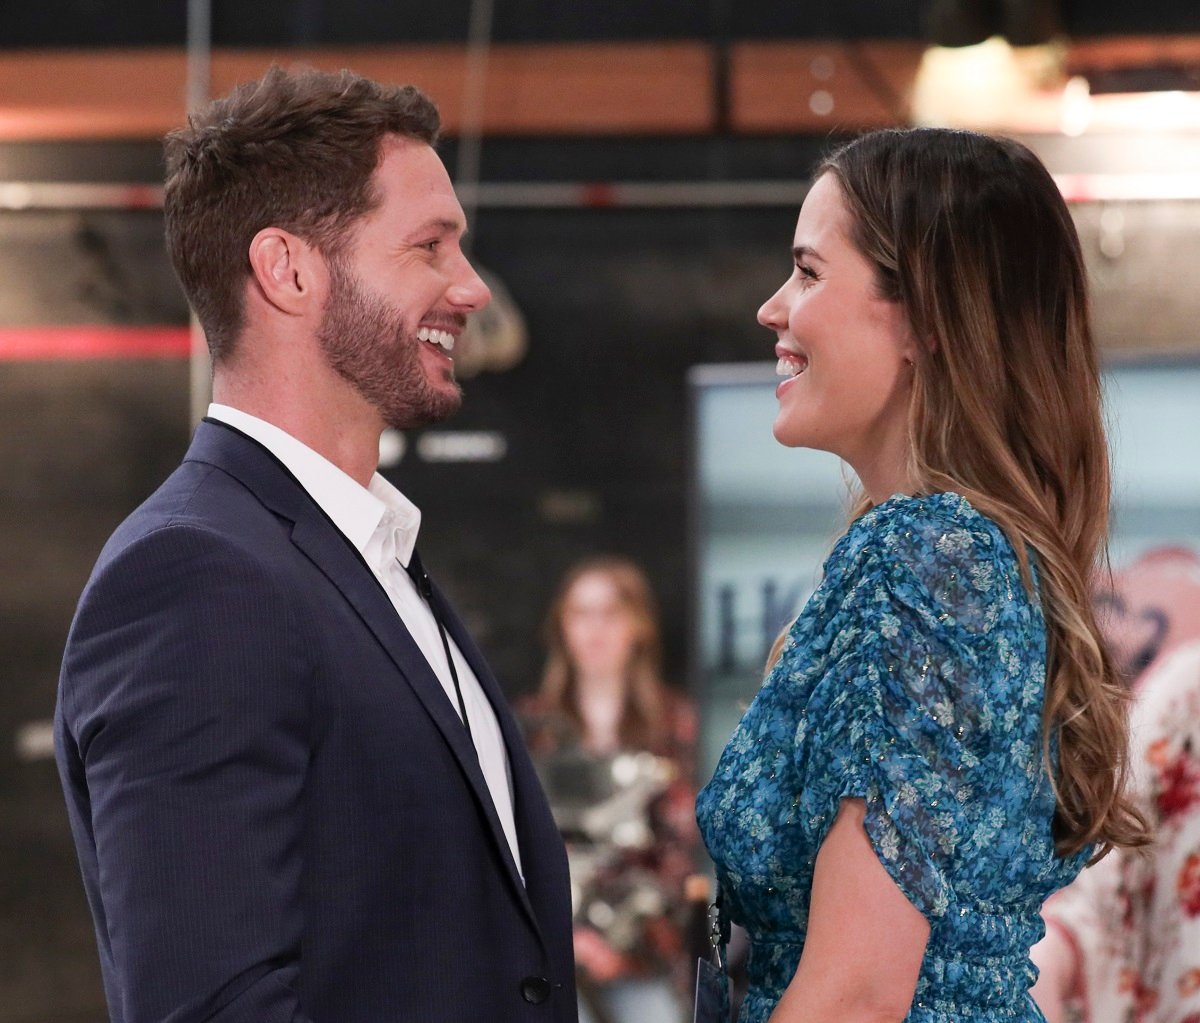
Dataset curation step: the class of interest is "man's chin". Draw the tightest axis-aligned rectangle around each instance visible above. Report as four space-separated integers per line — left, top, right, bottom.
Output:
383 387 462 432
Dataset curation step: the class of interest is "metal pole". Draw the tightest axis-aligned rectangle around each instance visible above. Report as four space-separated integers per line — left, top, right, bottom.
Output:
186 0 212 427
186 0 212 114
10 174 1200 211
456 0 494 254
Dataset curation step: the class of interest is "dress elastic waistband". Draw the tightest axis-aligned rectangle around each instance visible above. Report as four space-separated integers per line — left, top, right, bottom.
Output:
745 934 1036 1014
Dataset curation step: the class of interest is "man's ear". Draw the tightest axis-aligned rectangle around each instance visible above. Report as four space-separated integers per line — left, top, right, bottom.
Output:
247 227 324 316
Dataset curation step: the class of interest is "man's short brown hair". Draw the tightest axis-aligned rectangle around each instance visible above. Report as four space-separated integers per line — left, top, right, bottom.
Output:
164 65 440 361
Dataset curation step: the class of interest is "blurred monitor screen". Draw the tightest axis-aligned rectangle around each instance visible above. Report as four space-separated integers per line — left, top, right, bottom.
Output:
690 359 1200 777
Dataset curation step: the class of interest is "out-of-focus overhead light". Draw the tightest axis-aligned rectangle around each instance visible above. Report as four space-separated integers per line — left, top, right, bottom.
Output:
913 36 1066 131
915 35 1200 135
926 0 1061 48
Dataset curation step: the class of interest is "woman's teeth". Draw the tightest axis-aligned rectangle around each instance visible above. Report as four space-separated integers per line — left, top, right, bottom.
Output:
776 355 807 378
416 327 455 353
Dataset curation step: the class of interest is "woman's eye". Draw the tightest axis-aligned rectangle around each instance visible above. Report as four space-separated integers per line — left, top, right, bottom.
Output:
796 263 818 281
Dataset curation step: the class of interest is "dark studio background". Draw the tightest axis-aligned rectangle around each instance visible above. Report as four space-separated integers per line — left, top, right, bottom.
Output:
2 1 1200 1018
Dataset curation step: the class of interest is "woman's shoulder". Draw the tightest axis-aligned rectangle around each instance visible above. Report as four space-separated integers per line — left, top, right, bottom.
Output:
661 685 699 745
816 491 1034 645
515 690 549 721
828 492 1017 584
516 692 578 754
850 490 1005 553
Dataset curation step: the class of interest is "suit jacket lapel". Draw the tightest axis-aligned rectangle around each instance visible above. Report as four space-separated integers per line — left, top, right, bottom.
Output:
187 421 543 937
430 585 566 894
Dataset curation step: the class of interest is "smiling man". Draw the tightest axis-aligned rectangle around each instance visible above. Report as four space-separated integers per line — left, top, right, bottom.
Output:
54 67 577 1023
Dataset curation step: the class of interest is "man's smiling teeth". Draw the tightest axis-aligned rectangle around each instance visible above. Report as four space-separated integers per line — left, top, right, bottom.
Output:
776 355 808 378
416 327 455 353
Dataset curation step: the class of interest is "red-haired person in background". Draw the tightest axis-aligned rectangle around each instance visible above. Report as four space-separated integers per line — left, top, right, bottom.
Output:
1034 547 1200 1023
522 556 700 1023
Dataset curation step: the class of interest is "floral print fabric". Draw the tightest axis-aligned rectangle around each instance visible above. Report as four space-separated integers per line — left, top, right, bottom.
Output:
1042 641 1200 1023
696 493 1088 1022
520 691 701 993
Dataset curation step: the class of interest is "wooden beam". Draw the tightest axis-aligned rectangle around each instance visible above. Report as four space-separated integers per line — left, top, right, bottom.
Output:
729 40 924 132
1066 33 1200 71
1 36 1196 143
0 43 715 141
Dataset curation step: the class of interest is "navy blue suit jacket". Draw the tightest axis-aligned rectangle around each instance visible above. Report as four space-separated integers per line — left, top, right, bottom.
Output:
55 419 577 1023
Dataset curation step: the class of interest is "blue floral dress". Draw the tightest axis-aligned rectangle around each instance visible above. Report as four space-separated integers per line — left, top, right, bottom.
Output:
696 493 1089 1022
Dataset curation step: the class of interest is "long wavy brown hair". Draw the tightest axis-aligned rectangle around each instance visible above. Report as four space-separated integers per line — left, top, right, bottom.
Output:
538 556 671 751
771 128 1148 859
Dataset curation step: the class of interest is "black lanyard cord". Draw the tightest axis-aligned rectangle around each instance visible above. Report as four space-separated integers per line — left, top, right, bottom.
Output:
403 550 474 742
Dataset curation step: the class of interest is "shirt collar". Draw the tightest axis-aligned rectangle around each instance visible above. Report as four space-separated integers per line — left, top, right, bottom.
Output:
206 403 421 566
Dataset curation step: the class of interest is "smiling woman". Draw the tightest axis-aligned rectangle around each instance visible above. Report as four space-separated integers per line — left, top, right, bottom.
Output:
696 127 1149 1023
759 172 918 498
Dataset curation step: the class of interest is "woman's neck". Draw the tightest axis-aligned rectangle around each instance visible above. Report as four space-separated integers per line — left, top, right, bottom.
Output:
575 673 626 752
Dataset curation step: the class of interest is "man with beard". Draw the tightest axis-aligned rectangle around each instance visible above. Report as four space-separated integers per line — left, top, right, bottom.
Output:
54 67 577 1023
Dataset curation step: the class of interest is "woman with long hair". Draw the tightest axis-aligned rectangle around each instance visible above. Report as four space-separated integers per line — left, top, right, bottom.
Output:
523 556 699 1023
695 128 1149 1023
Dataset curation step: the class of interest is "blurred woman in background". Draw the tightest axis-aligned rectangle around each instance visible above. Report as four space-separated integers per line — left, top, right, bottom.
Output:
522 556 700 1023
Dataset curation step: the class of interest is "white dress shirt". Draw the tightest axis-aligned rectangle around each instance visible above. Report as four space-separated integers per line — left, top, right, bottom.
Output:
207 404 523 877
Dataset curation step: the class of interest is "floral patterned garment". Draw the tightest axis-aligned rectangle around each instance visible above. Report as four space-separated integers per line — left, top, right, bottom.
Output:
1042 640 1200 1023
696 493 1089 1023
520 692 702 993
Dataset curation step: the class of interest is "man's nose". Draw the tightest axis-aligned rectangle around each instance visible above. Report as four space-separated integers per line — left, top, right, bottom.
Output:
450 258 492 311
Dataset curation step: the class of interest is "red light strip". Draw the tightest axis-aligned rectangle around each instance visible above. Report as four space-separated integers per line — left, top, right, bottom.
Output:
0 325 191 360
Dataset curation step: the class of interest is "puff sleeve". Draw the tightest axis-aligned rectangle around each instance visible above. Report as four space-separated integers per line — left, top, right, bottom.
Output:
788 501 1049 922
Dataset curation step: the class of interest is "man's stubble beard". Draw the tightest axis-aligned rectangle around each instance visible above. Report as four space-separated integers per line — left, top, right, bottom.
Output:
316 256 462 431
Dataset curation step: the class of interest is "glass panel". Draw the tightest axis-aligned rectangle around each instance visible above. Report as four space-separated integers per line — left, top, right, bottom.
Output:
690 359 1200 777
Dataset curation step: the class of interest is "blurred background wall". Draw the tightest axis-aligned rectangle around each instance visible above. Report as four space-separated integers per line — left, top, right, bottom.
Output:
2 2 1199 1018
